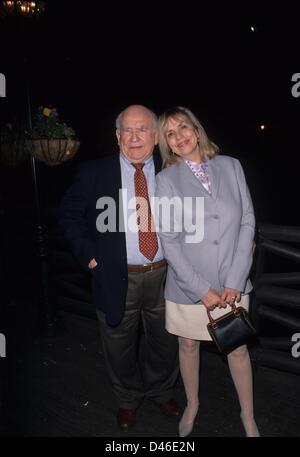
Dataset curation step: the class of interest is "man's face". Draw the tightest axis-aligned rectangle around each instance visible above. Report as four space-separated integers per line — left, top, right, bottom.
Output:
116 106 158 163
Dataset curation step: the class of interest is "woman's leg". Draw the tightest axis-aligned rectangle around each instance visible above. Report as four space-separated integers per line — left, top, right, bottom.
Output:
227 345 259 437
178 337 200 436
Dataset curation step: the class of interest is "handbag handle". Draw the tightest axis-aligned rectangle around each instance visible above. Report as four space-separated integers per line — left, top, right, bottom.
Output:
206 301 238 325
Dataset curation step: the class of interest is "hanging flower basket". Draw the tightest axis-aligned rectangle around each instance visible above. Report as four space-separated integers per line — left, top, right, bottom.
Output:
27 138 80 166
0 140 30 166
26 106 80 166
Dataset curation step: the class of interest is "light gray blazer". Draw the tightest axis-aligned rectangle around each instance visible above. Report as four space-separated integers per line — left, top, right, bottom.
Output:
155 155 255 304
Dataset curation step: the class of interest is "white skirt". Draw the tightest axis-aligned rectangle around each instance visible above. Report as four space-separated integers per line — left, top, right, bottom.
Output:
166 294 249 340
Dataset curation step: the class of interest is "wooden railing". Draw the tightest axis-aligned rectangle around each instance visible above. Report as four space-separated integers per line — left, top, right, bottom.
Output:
252 225 300 375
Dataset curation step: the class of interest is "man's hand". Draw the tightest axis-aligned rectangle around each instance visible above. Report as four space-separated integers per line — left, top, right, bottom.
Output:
221 287 241 305
201 288 223 310
88 258 98 270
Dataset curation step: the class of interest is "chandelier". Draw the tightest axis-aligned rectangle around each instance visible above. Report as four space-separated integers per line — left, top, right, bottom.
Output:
0 1 45 19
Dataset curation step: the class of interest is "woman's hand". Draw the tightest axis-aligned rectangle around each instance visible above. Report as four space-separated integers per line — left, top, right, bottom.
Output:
201 288 222 310
88 258 98 269
221 287 241 305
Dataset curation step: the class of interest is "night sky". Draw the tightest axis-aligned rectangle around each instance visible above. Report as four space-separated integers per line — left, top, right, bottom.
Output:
1 1 300 225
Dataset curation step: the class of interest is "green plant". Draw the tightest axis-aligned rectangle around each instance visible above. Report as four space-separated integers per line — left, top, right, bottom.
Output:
29 106 76 139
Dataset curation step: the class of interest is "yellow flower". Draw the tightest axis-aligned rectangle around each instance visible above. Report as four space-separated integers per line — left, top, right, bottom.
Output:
42 107 51 117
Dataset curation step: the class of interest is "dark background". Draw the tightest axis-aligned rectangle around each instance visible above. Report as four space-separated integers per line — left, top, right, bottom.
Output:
1 0 299 315
1 1 300 225
0 1 300 437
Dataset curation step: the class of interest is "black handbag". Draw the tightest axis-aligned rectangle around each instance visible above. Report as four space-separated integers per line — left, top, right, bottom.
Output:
206 302 257 354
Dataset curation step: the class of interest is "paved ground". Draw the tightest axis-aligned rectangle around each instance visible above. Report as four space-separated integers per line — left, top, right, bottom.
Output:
1 303 300 438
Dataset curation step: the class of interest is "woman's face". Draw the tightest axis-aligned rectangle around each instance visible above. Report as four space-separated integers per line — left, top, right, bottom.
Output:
165 116 201 162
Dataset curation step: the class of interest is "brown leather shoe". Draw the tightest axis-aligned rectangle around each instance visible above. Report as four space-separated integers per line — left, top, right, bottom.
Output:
117 408 137 431
159 399 181 418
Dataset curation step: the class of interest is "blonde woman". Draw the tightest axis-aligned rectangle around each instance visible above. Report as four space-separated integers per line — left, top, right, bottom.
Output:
155 107 259 437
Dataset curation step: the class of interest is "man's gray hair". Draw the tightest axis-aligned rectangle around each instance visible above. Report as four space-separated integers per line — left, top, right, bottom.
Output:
115 105 158 131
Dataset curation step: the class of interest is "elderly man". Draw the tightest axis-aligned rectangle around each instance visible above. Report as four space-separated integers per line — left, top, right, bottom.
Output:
60 105 179 430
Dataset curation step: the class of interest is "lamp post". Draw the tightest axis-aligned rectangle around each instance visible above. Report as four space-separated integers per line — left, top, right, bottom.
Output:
1 0 64 338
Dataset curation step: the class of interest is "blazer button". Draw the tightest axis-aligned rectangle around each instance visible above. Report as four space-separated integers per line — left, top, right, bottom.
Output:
213 215 219 219
213 240 219 245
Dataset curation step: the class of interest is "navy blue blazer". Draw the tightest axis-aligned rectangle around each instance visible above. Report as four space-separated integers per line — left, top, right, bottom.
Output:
59 152 162 326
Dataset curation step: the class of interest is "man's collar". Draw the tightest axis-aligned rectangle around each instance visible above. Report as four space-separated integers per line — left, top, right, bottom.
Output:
119 151 154 167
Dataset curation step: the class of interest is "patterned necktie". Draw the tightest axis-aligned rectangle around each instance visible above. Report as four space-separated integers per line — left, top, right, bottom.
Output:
132 162 158 261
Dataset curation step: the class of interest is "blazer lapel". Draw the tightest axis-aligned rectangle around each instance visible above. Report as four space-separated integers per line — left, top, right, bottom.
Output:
207 156 221 200
153 151 163 174
179 157 220 200
179 159 209 196
106 154 126 238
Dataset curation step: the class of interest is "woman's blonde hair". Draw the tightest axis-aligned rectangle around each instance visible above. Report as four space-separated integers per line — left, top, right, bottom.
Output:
158 106 219 167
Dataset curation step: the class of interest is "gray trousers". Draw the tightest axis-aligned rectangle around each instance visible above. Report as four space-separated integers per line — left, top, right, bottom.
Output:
96 266 179 409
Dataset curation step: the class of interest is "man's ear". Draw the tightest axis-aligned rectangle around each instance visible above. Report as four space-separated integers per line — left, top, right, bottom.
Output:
116 130 120 145
154 132 158 146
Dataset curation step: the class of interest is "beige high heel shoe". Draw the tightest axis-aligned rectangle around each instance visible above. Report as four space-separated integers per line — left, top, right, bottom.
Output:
240 412 260 437
179 409 199 437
